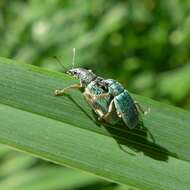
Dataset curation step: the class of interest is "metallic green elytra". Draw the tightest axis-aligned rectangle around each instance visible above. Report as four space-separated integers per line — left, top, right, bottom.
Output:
96 79 140 129
54 68 146 129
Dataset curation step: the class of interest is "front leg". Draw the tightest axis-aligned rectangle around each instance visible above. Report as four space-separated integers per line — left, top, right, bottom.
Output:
54 83 82 96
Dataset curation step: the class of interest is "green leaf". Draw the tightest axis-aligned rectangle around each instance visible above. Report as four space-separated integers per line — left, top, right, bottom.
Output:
0 57 190 190
0 167 101 190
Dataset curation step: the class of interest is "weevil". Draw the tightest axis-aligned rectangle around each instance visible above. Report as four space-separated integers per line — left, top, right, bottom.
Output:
54 68 148 128
94 79 147 129
54 48 147 128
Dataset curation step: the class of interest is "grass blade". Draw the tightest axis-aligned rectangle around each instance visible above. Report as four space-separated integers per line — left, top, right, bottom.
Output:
0 57 190 190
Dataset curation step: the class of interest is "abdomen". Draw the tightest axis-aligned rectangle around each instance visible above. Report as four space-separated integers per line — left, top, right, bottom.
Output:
114 90 139 129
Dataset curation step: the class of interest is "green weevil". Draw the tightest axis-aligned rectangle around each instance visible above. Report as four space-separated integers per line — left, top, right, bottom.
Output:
54 68 148 128
54 48 147 128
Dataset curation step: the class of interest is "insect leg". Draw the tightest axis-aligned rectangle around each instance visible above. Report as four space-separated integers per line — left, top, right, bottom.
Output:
54 83 82 96
83 91 105 120
96 93 109 98
103 99 115 120
134 101 150 115
92 93 110 101
95 109 105 120
83 91 94 106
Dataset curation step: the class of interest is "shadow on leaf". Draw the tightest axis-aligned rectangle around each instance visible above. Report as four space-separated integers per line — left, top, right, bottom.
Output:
66 94 178 162
102 120 178 161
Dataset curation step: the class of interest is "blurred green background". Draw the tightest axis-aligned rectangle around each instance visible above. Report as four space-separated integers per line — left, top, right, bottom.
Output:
0 0 190 189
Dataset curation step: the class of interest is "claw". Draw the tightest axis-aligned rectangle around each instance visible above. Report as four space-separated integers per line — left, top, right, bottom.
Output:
144 107 151 115
54 89 65 96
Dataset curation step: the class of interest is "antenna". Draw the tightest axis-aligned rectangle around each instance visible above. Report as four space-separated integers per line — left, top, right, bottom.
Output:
53 48 76 71
53 56 67 71
72 48 76 69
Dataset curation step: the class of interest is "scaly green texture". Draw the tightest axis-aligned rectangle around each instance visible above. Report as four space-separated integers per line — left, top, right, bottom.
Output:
0 57 190 190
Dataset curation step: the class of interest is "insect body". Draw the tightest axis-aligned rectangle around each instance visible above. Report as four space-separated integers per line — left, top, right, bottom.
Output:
54 48 146 129
95 79 140 129
54 68 146 128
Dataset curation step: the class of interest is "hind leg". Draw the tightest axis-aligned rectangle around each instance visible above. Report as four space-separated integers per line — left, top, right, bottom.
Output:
134 101 150 115
102 99 115 121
